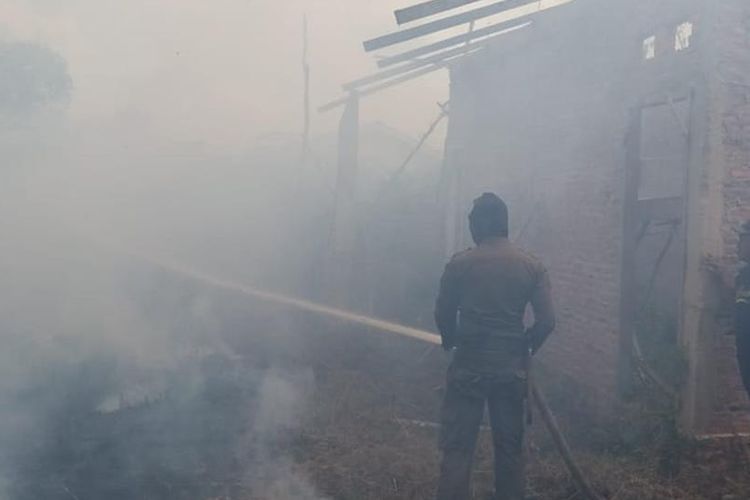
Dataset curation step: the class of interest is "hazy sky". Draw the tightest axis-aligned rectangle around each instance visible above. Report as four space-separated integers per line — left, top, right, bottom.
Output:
0 0 453 152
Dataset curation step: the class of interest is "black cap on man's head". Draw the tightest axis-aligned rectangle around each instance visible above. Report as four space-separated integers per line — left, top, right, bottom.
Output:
469 192 509 243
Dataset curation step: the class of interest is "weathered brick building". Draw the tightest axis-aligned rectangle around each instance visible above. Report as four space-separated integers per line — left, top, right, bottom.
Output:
440 0 750 435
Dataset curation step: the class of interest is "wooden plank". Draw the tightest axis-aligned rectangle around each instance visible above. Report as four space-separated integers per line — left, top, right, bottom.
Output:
378 18 531 68
394 0 482 25
364 0 531 52
379 107 448 192
319 49 480 112
320 66 440 112
349 29 508 91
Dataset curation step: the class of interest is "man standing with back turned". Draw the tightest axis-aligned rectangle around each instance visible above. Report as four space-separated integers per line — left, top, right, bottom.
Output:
434 193 556 500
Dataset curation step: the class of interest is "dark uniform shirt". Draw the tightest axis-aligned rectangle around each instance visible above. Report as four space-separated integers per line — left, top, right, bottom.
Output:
434 238 555 377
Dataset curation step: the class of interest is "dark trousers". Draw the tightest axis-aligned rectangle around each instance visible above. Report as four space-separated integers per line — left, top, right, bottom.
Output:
737 334 750 398
436 365 526 500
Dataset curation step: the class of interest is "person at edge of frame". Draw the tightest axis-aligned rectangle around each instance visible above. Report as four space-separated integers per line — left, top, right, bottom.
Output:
705 221 750 400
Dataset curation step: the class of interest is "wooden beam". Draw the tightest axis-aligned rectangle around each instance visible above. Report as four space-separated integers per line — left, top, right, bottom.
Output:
320 65 446 113
394 0 482 25
363 0 531 52
348 28 509 91
379 106 448 194
319 49 480 112
377 19 531 68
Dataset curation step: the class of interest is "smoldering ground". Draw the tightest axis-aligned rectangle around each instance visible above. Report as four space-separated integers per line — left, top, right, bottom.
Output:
0 222 311 499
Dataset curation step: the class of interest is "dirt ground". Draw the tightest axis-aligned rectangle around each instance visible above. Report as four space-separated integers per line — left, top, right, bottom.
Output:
296 352 750 500
214 309 750 500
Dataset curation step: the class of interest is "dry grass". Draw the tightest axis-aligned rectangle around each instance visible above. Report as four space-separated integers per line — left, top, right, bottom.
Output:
223 317 750 500
289 354 750 500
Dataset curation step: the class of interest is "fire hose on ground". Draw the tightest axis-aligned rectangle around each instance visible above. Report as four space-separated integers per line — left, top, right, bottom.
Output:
137 255 602 500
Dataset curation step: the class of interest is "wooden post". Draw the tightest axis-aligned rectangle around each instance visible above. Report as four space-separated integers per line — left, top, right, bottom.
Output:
679 86 712 434
327 93 360 306
617 106 641 397
439 103 460 260
302 15 311 162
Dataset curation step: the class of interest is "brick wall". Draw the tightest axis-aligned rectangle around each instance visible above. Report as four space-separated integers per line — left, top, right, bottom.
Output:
714 2 750 259
700 0 750 433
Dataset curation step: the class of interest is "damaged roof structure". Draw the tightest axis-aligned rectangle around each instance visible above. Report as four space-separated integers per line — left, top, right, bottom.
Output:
326 0 750 436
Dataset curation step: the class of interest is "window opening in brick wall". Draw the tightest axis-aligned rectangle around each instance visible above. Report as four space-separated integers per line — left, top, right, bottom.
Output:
638 100 689 200
675 22 693 51
643 35 656 60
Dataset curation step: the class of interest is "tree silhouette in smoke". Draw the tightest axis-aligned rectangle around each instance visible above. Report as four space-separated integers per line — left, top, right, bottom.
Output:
0 41 72 115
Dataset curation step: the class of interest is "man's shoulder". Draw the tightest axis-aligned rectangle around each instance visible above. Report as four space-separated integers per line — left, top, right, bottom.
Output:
448 247 475 264
507 243 546 270
448 243 546 269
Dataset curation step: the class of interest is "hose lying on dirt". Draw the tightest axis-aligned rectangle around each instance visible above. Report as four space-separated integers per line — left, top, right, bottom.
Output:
136 254 602 500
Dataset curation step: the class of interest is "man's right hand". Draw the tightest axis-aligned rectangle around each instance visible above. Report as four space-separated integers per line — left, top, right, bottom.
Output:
441 335 456 352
